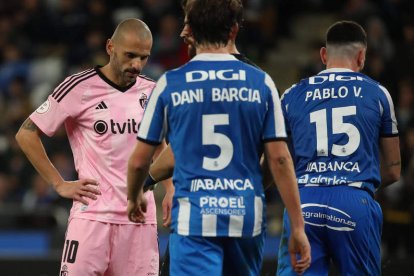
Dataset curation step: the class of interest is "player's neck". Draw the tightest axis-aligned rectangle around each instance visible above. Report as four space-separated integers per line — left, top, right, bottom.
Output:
326 60 359 72
196 44 231 55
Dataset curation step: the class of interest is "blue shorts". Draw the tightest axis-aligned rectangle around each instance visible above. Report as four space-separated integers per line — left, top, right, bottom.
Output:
169 232 265 276
277 185 382 276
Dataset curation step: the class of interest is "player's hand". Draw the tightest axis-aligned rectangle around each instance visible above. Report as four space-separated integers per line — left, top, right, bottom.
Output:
289 229 311 274
162 185 174 227
54 179 100 205
127 193 148 223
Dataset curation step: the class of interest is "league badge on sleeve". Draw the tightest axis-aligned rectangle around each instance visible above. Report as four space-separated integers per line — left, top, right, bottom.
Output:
36 99 51 114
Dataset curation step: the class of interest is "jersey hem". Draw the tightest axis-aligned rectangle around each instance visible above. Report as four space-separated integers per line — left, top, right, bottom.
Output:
70 214 157 225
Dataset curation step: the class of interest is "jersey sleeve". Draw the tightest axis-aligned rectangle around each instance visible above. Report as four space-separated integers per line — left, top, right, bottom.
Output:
137 74 168 145
378 85 399 137
262 73 288 142
30 95 71 137
280 85 295 134
30 76 85 137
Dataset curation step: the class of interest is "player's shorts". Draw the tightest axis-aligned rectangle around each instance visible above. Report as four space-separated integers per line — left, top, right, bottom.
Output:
169 232 265 276
277 185 382 276
59 218 159 276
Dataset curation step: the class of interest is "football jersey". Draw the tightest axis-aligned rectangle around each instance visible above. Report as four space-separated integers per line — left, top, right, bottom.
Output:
281 68 398 194
30 66 157 224
138 53 287 237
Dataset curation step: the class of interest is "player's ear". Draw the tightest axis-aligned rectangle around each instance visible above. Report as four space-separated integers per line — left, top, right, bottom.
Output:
357 48 366 71
229 23 239 41
320 47 327 65
106 39 114 56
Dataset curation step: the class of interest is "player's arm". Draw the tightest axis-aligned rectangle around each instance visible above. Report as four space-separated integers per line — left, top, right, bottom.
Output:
144 144 175 191
152 143 175 227
260 155 274 190
127 140 157 222
265 140 311 274
15 118 100 205
379 136 401 187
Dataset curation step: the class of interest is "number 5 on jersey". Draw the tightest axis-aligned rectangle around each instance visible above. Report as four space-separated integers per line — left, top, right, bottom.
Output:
202 114 234 171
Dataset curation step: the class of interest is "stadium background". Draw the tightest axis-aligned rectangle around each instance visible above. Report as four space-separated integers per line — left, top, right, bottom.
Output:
0 0 413 274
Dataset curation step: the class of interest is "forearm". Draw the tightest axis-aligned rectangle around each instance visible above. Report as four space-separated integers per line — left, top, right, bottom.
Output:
260 155 274 190
379 136 401 188
127 162 150 201
16 121 64 188
380 159 401 187
127 141 157 200
149 144 175 181
265 141 304 231
270 155 304 230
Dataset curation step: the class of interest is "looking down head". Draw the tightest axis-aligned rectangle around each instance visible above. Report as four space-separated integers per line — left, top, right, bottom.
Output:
106 18 153 86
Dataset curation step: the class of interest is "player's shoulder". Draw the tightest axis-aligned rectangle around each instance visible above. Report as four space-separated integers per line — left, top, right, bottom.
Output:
137 74 155 84
51 67 98 103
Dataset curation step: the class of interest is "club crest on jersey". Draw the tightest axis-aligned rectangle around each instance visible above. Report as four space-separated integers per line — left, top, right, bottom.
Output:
139 93 148 109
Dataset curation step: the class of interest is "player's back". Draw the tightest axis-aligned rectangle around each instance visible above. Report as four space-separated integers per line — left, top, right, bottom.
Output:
142 53 286 237
281 68 398 194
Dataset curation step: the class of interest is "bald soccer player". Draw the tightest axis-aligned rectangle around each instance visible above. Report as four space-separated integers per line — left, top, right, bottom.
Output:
16 19 173 275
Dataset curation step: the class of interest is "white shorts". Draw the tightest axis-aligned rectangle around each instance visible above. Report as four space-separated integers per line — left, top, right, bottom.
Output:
59 218 159 276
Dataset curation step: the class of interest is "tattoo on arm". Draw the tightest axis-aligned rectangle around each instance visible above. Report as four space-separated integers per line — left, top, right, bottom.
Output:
21 118 38 132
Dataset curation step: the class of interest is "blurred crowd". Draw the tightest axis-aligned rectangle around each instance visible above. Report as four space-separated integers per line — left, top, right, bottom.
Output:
0 0 413 259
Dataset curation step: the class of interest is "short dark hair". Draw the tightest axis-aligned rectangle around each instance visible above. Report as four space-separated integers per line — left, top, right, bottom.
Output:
326 21 367 47
187 0 243 46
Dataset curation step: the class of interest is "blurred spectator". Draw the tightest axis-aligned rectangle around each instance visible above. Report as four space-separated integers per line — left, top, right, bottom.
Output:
22 174 59 211
0 44 30 96
151 13 188 71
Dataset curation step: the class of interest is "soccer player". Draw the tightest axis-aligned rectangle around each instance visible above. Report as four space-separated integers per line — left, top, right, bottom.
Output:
15 19 172 275
277 21 401 275
127 0 311 275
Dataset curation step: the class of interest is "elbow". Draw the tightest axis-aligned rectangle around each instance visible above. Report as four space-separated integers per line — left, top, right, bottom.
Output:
388 170 401 184
15 129 25 149
128 156 150 173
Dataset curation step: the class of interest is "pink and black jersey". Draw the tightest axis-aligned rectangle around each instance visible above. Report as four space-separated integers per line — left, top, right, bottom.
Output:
30 67 157 225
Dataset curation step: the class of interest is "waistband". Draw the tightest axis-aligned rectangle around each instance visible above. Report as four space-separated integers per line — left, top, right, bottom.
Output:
299 182 375 197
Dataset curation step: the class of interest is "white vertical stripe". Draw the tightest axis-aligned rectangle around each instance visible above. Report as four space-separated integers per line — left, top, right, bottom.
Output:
177 197 190 236
202 214 217 236
138 74 167 140
378 85 398 134
228 215 243 237
253 196 263 236
265 74 287 138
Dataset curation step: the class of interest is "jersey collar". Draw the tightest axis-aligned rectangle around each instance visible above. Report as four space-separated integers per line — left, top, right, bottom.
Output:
318 68 355 74
191 53 238 61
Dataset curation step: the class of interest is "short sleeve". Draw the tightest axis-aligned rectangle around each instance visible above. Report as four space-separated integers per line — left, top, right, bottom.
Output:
378 85 398 137
137 74 168 144
262 73 288 142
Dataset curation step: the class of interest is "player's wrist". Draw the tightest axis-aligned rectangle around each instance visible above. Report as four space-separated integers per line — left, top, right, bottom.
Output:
143 173 157 192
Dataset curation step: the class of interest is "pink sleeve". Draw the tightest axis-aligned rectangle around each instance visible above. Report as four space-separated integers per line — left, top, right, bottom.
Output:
30 95 71 137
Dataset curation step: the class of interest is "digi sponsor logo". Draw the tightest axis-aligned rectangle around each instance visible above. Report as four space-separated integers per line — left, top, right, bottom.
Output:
93 119 140 135
36 99 51 114
301 203 356 231
186 69 246 82
308 74 363 85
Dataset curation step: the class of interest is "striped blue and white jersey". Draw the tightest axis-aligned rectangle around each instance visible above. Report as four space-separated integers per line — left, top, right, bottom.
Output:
138 53 287 237
281 68 398 194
